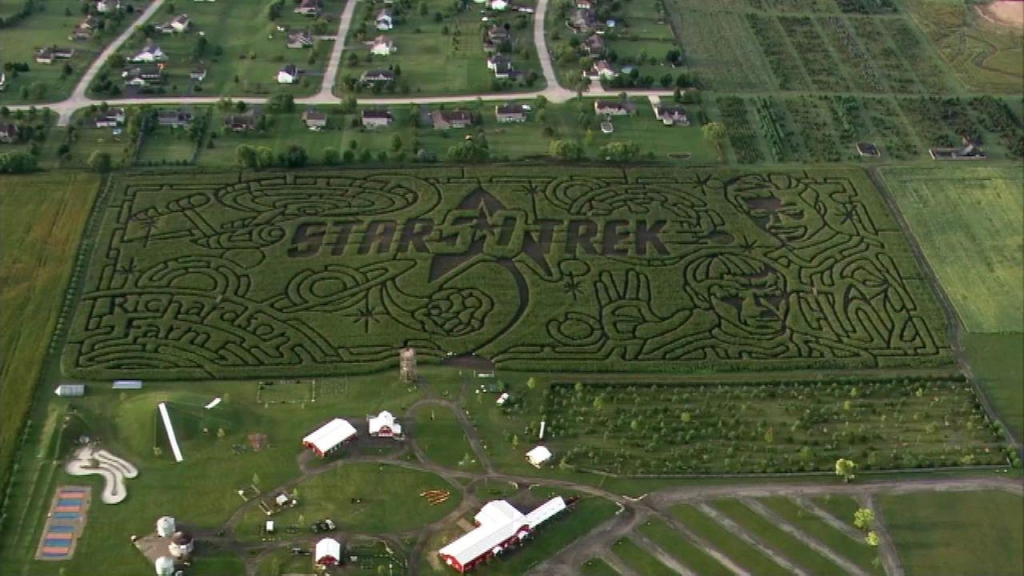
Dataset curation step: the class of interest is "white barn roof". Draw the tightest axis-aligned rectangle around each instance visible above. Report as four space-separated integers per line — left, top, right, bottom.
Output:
303 418 357 454
368 411 402 436
440 503 528 569
524 496 566 528
315 537 341 563
474 500 523 527
526 446 552 466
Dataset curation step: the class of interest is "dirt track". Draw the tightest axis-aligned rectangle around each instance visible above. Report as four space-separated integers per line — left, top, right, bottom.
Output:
977 1 1024 29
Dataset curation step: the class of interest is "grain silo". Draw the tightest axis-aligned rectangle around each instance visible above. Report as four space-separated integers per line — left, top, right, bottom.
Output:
400 348 417 383
156 516 176 537
155 556 175 576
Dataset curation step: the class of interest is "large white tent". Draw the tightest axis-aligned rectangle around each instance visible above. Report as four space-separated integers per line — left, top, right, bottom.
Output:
315 537 341 566
302 418 357 457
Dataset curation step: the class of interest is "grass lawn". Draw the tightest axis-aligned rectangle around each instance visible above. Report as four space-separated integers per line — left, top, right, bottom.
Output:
811 495 862 530
581 557 621 576
878 491 1024 576
670 504 790 576
670 6 776 91
610 537 676 576
638 517 732 576
96 0 331 98
880 166 1024 333
0 172 99 505
0 0 131 104
759 497 883 574
190 552 247 576
338 0 543 97
712 499 847 575
411 405 483 471
965 332 1024 440
137 124 198 164
237 463 461 539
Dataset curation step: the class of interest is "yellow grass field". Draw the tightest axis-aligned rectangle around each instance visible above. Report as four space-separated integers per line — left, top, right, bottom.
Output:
0 173 100 493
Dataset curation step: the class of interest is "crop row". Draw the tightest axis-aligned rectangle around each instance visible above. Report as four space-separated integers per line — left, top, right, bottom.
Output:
845 17 921 93
778 16 852 92
782 97 843 162
747 14 812 91
716 96 765 163
878 19 951 93
819 16 886 92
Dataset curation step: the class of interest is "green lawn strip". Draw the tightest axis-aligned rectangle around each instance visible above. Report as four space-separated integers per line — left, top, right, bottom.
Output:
810 495 862 530
610 537 676 576
758 497 883 574
879 166 1024 334
581 557 621 576
711 499 848 575
964 332 1024 440
670 504 790 576
411 404 484 471
638 517 732 576
189 552 247 576
237 463 460 541
878 491 1024 576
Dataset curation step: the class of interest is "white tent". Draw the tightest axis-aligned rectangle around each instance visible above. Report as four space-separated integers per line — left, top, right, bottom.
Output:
315 537 341 566
302 418 357 457
526 446 552 468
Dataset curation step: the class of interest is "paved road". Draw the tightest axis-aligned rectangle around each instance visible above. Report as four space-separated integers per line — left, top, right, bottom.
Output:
532 0 573 102
316 0 359 101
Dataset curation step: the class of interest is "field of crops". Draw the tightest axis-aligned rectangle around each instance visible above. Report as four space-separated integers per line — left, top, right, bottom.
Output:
880 166 1024 333
0 173 100 504
61 167 952 380
543 377 1009 474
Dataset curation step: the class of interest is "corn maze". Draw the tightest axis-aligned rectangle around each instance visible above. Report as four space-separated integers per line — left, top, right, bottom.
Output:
64 168 950 379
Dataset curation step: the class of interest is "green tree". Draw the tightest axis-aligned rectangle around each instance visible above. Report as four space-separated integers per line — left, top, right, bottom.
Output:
390 133 403 152
854 508 875 530
252 472 261 487
597 140 640 161
865 531 880 546
217 428 226 439
548 139 585 161
267 93 296 113
87 150 112 173
526 377 537 390
279 144 308 167
256 147 275 168
835 458 857 483
702 121 725 160
235 144 257 167
511 434 518 449
323 147 341 165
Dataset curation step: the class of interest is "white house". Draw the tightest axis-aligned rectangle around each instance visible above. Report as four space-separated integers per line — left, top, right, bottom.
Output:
302 418 357 457
370 35 396 56
129 44 167 63
487 0 509 9
170 14 191 32
525 446 552 468
96 0 121 13
277 64 298 84
315 538 341 566
375 9 393 30
367 411 403 438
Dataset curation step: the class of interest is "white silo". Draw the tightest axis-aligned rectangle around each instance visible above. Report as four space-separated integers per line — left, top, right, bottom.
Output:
155 556 175 576
168 531 194 558
156 516 176 537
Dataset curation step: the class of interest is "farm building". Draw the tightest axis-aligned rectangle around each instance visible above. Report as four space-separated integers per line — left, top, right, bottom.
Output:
315 537 341 566
302 418 357 457
55 384 85 397
154 556 175 576
113 380 143 390
168 531 194 558
156 516 176 537
368 411 403 438
525 446 552 468
438 497 567 573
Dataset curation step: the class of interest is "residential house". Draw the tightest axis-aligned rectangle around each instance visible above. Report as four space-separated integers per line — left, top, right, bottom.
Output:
575 0 593 9
190 67 207 82
586 59 616 79
375 9 393 30
487 0 508 10
483 24 511 52
96 0 121 13
122 65 165 86
0 122 19 144
35 46 74 64
224 112 260 132
582 33 605 56
569 8 596 32
302 109 328 129
157 14 191 33
277 64 299 84
129 43 167 63
294 0 323 16
495 103 526 123
656 105 689 126
287 29 313 49
360 69 394 85
486 53 514 78
594 99 633 116
94 107 126 128
431 109 474 130
35 48 55 64
370 35 395 56
71 18 98 41
79 16 100 31
158 109 193 128
361 108 393 128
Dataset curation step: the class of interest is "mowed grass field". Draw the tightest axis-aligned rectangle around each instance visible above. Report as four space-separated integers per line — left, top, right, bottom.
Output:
878 491 1024 576
880 166 1024 333
965 332 1024 439
0 172 99 506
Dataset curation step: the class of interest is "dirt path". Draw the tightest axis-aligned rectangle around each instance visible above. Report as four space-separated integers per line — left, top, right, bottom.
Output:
861 495 905 576
793 497 865 541
317 0 358 99
976 1 1024 29
742 498 868 576
695 502 810 576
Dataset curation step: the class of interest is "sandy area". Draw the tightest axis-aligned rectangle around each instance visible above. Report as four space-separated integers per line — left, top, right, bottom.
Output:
66 446 139 504
977 1 1024 29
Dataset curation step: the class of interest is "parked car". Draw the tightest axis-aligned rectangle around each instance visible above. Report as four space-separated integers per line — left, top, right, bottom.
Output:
311 519 337 533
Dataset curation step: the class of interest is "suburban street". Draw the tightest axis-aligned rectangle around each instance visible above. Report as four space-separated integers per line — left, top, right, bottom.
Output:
9 0 674 125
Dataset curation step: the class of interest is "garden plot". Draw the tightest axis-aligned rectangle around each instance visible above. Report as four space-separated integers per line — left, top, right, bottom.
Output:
716 96 767 163
63 167 950 380
747 13 813 90
845 16 923 93
673 8 777 91
543 378 1008 475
